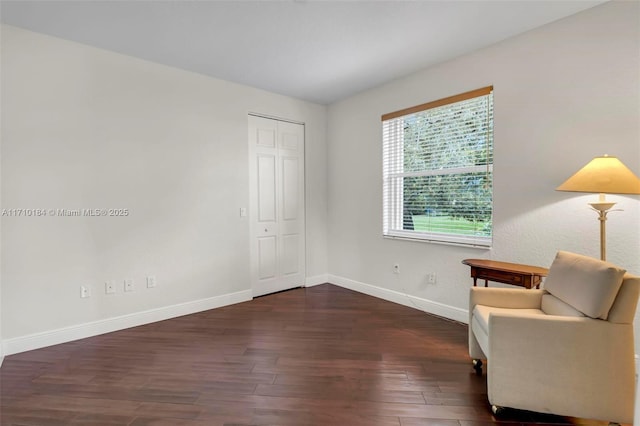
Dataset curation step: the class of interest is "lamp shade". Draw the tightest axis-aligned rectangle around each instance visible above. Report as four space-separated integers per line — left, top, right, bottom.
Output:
556 155 640 195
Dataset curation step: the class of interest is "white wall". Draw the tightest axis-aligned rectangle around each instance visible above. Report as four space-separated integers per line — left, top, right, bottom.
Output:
0 25 327 351
327 1 639 322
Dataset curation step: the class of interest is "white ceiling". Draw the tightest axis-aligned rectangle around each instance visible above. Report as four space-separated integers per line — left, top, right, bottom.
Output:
1 0 606 104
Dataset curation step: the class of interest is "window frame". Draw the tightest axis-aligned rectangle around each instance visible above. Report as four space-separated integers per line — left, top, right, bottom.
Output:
382 86 494 248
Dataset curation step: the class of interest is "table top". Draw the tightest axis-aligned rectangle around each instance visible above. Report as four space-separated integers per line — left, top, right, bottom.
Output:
462 259 549 276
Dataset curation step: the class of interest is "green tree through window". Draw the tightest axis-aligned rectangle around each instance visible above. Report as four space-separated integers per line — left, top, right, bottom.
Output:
382 87 493 247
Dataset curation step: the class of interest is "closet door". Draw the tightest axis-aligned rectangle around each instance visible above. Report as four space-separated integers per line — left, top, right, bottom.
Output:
249 115 305 297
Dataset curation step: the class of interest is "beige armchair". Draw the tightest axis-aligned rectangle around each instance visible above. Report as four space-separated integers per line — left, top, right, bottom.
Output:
469 251 640 424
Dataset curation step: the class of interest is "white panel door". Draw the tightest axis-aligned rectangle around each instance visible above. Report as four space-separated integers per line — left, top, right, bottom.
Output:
249 115 305 297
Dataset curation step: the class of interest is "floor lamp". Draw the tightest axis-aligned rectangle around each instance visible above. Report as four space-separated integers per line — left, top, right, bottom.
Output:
556 155 640 261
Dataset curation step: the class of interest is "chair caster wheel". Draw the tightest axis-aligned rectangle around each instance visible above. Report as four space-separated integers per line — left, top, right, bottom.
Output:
491 405 505 416
472 359 483 375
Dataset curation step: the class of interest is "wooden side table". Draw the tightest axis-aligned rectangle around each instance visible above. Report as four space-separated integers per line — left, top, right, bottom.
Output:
462 259 549 289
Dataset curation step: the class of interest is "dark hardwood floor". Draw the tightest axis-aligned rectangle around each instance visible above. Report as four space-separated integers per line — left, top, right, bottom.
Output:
1 284 611 426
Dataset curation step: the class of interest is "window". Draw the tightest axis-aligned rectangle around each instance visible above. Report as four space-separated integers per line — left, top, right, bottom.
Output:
382 86 493 247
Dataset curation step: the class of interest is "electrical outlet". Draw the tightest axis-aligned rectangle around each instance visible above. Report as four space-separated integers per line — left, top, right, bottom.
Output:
393 264 400 274
146 275 157 288
124 278 134 292
428 272 437 284
105 280 116 294
80 285 91 298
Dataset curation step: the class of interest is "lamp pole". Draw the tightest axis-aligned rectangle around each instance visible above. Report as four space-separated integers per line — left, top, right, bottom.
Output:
588 196 616 261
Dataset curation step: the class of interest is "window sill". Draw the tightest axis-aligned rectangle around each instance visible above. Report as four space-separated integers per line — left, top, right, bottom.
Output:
383 234 492 249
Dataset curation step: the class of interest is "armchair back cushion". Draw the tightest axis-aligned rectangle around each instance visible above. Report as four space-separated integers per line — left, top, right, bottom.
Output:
543 251 626 319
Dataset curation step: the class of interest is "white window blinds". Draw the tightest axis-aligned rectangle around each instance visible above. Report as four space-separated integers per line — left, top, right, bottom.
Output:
382 86 493 247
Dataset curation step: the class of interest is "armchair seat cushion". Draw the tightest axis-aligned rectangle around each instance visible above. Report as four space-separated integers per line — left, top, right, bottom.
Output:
541 294 585 317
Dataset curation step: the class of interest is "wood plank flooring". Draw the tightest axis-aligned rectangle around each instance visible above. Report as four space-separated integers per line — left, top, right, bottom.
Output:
1 284 612 426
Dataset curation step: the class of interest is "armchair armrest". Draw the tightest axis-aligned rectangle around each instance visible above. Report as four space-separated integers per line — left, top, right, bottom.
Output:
488 313 635 423
469 287 544 313
468 287 545 360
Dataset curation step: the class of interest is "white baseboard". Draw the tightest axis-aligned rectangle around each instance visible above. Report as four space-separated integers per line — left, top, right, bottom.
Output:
1 277 466 358
2 289 252 357
328 274 468 324
305 274 329 287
